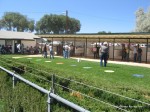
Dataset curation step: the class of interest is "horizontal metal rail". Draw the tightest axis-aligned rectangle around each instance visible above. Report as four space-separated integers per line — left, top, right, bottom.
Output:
0 66 90 112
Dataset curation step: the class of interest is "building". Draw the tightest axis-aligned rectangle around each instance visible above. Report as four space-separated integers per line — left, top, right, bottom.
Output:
38 33 150 63
0 30 41 53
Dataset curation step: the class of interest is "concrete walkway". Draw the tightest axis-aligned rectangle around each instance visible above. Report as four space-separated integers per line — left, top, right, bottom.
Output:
25 54 150 68
77 57 150 68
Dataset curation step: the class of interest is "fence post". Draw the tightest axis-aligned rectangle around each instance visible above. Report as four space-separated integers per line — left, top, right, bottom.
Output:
47 74 55 112
0 66 90 112
51 74 55 93
47 92 51 112
12 71 16 112
12 71 15 89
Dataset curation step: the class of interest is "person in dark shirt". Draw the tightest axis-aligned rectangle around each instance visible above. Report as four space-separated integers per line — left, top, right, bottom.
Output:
137 46 142 63
43 44 47 58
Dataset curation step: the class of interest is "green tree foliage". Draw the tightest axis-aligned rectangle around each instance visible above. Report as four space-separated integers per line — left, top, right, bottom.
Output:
28 20 35 32
135 8 150 32
35 14 81 34
0 12 35 32
98 31 107 34
0 12 81 33
98 31 111 34
0 20 3 30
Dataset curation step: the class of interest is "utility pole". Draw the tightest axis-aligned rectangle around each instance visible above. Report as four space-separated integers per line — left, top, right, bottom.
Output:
66 10 68 34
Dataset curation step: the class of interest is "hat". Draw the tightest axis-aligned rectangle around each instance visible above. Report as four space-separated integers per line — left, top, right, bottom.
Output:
103 42 108 45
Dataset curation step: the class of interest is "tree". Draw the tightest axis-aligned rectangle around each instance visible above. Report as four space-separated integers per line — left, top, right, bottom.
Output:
135 8 150 32
35 14 81 34
0 19 3 30
98 31 107 34
0 12 14 31
0 12 35 32
18 15 28 31
68 18 81 34
28 20 35 32
35 14 51 34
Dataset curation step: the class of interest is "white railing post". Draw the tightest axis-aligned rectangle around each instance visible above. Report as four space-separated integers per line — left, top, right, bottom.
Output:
0 66 90 112
12 71 16 112
51 74 55 93
47 74 55 112
12 71 15 89
47 92 51 112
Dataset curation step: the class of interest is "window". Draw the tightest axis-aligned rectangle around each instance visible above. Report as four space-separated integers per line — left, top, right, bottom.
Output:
5 40 12 46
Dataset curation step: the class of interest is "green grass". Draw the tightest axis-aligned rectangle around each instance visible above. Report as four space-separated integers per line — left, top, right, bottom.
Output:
1 55 150 111
2 55 150 93
0 100 4 111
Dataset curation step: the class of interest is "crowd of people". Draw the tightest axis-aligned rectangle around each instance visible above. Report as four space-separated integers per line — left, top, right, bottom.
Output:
0 45 12 54
42 43 73 59
122 44 142 63
92 42 143 67
16 43 41 55
42 42 144 67
0 42 144 67
0 43 41 55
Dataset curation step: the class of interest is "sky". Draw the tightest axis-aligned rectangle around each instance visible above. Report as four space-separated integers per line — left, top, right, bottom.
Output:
0 0 150 33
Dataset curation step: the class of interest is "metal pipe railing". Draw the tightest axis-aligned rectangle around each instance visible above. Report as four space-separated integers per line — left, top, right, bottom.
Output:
50 93 89 112
0 66 90 112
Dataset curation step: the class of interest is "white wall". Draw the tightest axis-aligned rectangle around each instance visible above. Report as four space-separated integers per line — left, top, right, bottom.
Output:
21 40 36 48
0 40 5 46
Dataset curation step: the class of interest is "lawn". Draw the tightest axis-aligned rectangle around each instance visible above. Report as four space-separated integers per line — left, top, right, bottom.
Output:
0 55 150 111
0 100 4 111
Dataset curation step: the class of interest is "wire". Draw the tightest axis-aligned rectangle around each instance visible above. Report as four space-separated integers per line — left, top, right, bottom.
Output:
1 59 127 111
0 59 52 83
0 56 53 76
55 74 150 106
1 56 150 107
54 82 129 112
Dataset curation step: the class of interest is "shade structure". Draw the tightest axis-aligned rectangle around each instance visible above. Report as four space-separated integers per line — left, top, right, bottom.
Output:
37 33 150 43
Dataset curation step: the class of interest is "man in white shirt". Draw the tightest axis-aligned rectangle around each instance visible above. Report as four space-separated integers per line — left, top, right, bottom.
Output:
49 44 54 59
64 44 69 59
17 44 21 53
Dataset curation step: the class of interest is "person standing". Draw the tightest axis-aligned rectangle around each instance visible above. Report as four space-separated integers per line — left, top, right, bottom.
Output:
68 45 71 58
122 44 126 61
96 45 100 58
64 44 69 59
21 43 24 54
126 45 130 61
43 44 47 58
93 46 97 59
137 45 142 63
49 44 54 59
17 43 21 53
70 45 74 57
99 42 109 67
133 46 137 62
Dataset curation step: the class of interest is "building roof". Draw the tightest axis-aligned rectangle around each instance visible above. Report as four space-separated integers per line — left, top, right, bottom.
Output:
38 33 150 43
0 30 40 40
38 33 150 39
